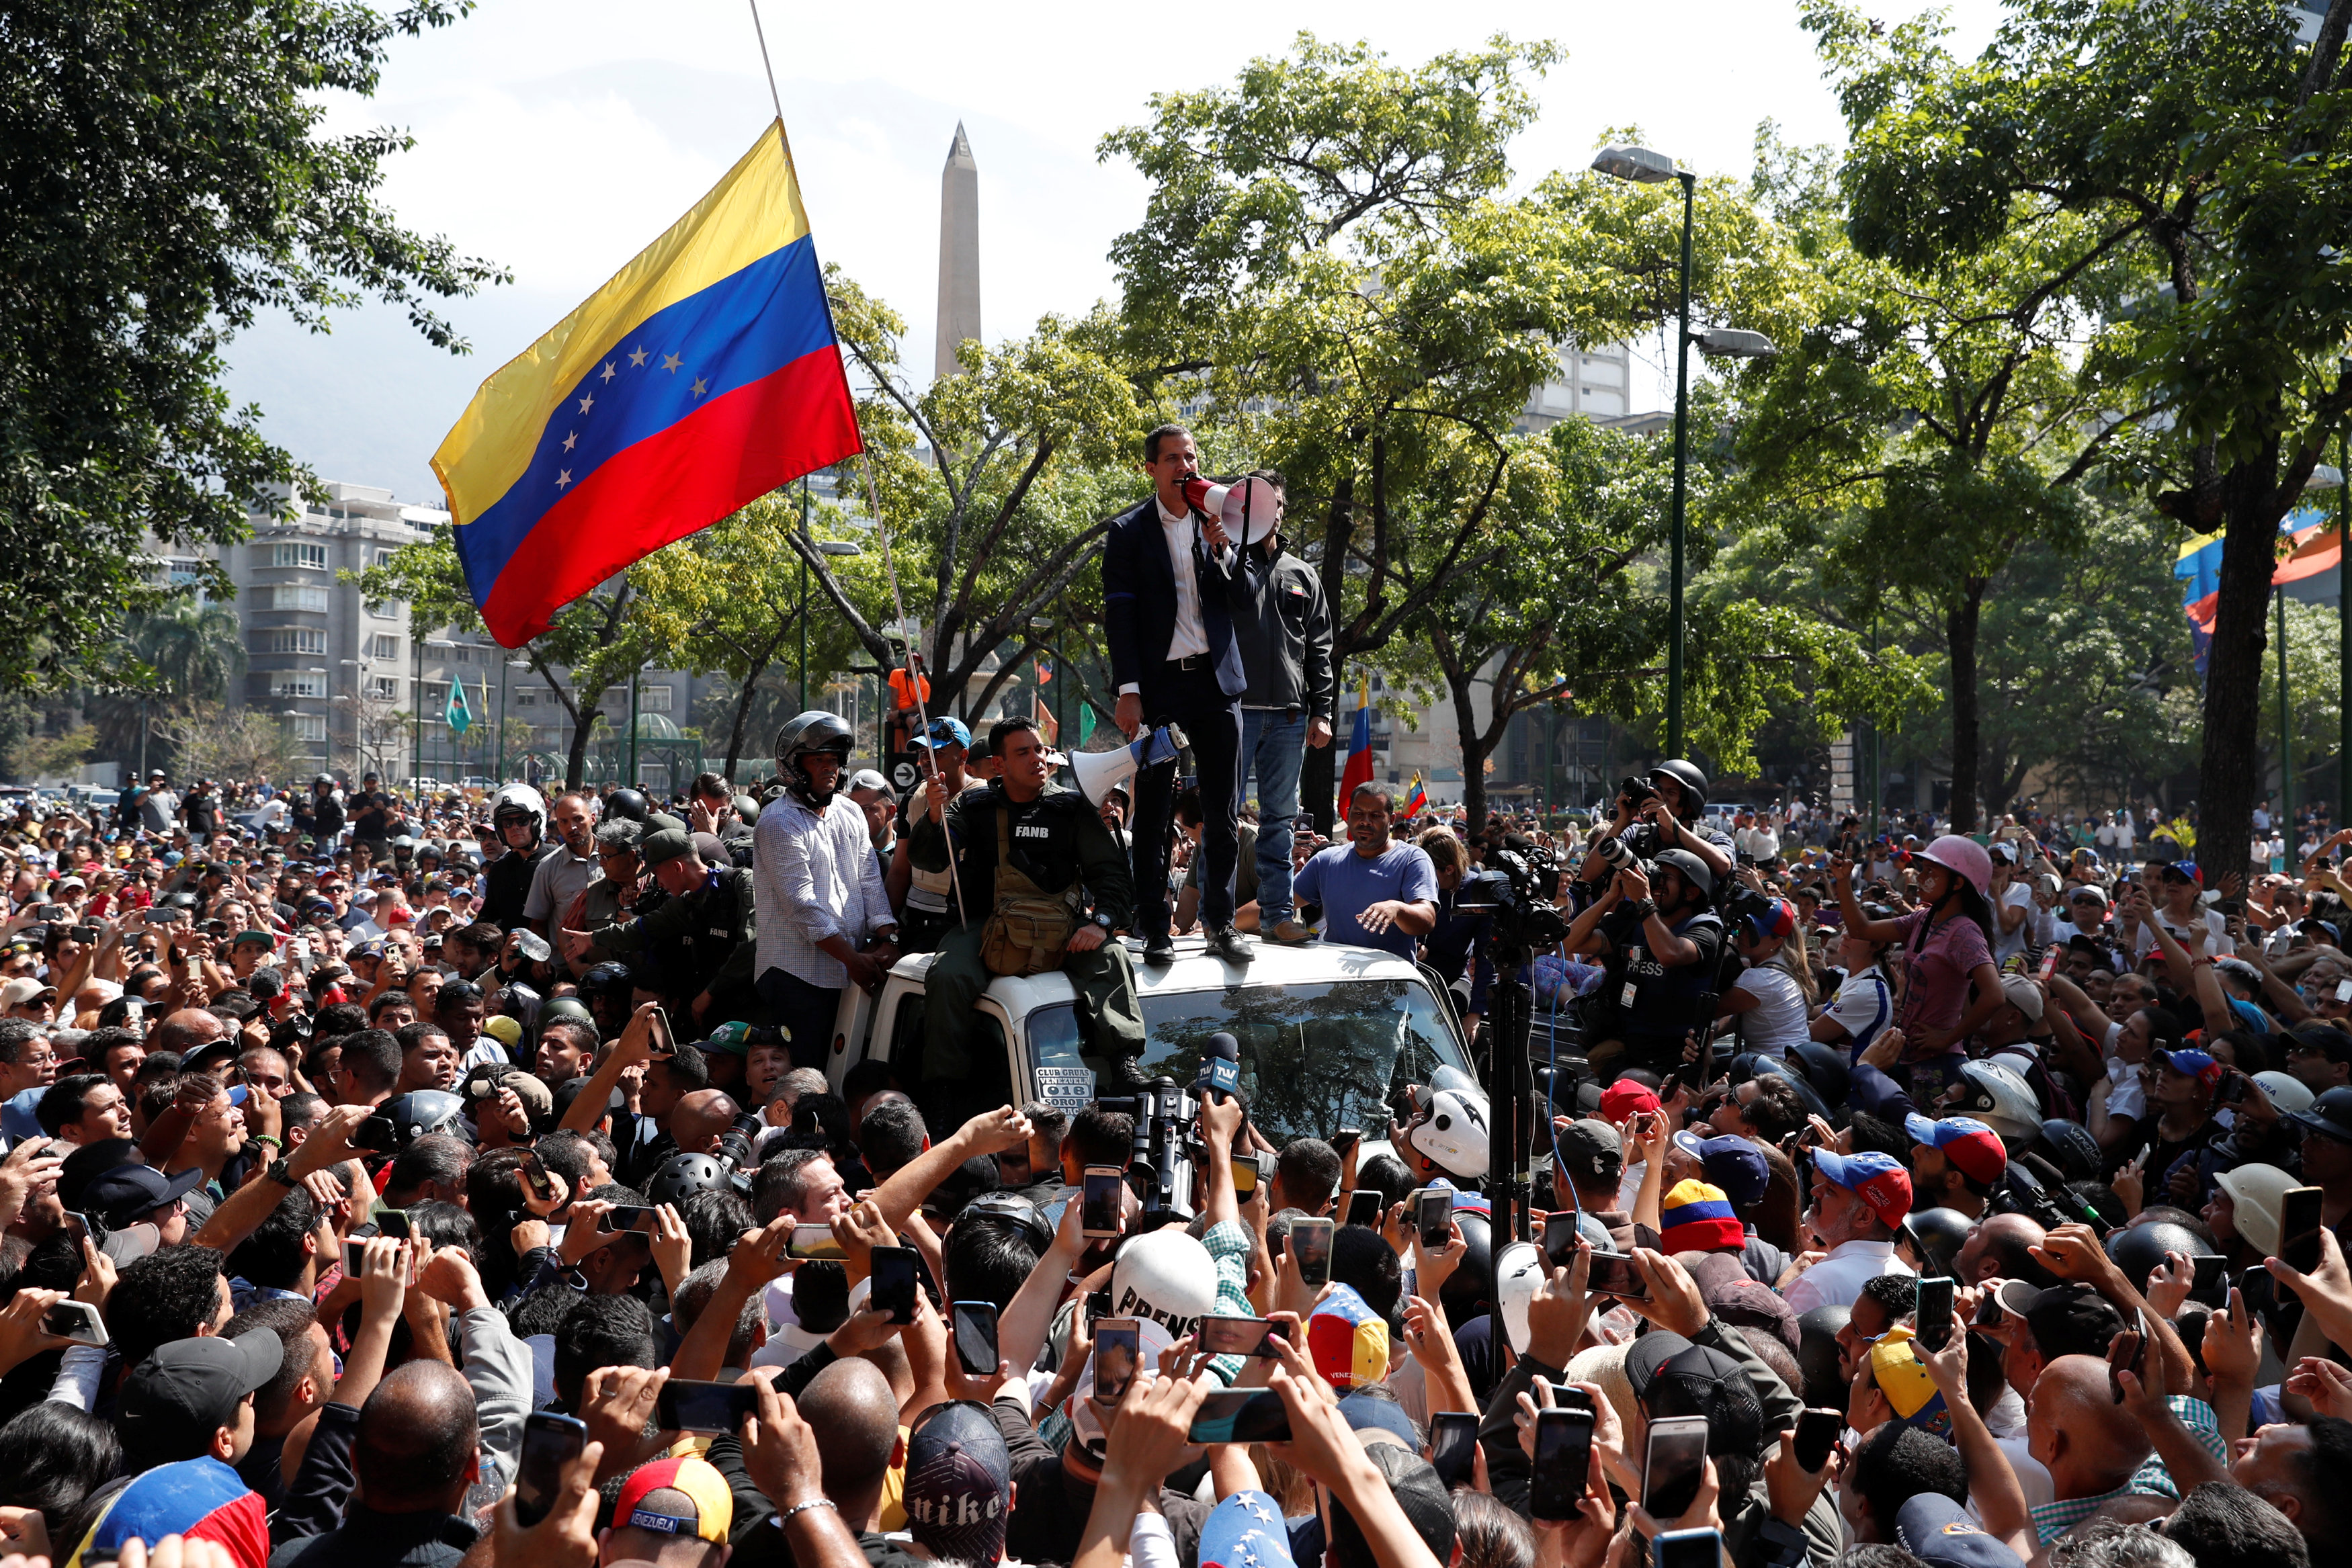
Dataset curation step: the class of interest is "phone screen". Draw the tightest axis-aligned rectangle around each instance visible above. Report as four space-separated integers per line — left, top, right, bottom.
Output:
1915 1277 1955 1352
2282 1186 2325 1276
1343 1190 1384 1227
1081 1168 1124 1238
343 1238 367 1276
375 1209 413 1242
1542 1211 1581 1267
522 1164 556 1202
1230 1154 1261 1196
1289 1219 1334 1287
786 1224 845 1262
952 1301 1000 1377
600 1205 660 1235
1794 1407 1841 1473
1644 1416 1710 1520
40 1302 100 1344
1198 1315 1288 1358
647 1005 675 1057
1417 1188 1455 1249
514 1413 589 1526
1530 1409 1597 1520
657 1379 760 1435
1429 1411 1479 1490
1585 1250 1651 1300
870 1247 918 1325
1185 1389 1292 1444
1655 1530 1726 1568
1093 1319 1140 1402
351 1116 400 1154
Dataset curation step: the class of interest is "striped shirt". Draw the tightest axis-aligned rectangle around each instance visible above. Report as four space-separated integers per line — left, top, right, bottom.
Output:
2029 1397 2226 1542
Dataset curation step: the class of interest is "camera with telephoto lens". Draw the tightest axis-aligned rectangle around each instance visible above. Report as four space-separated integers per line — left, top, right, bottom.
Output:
1591 835 1638 873
712 1112 765 1181
1718 882 1775 934
1457 844 1570 959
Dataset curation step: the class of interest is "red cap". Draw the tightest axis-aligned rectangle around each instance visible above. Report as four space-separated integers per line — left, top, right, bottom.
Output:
1599 1081 1660 1123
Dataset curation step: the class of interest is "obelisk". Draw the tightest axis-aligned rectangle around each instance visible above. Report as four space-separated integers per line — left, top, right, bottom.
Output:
934 123 981 382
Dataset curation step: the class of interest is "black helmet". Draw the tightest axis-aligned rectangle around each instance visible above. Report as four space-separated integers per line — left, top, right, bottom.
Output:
1652 846 1716 902
1788 1043 1852 1110
960 1192 1054 1253
1436 1206 1493 1334
605 788 650 824
578 962 634 1001
381 1090 466 1147
1904 1205 1974 1274
1650 760 1710 815
1745 1053 1831 1124
774 710 856 802
646 1152 728 1207
1796 1305 1851 1410
2105 1219 2210 1299
2036 1118 2104 1181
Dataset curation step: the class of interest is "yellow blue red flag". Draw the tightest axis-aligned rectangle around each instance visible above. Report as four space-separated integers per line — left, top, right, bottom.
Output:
433 120 862 646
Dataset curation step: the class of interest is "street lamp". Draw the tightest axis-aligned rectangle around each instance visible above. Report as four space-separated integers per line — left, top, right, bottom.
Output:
1591 144 1780 757
800 533 864 711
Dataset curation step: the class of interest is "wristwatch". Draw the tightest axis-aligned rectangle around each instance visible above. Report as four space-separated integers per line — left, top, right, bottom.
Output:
1093 913 1114 930
263 1156 296 1188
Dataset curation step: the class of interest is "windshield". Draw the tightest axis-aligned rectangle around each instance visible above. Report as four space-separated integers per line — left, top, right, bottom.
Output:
1123 977 1471 1147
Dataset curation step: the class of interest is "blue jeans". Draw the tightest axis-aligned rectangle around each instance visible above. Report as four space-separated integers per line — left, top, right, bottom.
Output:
1241 709 1306 926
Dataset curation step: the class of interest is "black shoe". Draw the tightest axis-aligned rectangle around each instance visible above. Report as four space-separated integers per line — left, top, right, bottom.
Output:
1142 932 1177 965
1107 1053 1152 1088
1203 925 1255 963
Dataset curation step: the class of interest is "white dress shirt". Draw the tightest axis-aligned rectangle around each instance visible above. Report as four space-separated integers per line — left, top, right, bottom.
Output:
1118 498 1236 696
1781 1237 1913 1314
753 792 894 989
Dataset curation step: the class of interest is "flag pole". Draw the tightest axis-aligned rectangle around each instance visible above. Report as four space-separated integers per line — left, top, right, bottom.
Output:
746 0 786 124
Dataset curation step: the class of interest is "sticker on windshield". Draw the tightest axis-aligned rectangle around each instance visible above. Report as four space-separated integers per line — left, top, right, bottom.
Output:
1035 1065 1096 1113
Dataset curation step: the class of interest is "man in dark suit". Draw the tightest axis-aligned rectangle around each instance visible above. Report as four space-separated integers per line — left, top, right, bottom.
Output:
1103 423 1253 965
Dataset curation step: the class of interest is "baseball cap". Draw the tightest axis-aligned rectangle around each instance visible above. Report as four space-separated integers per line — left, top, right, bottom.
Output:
1306 1282 1390 1391
2164 860 2203 885
904 1401 1011 1563
1997 973 2046 1023
916 716 973 749
1555 1118 1624 1183
1636 1341 1764 1457
612 1454 732 1545
2068 884 2110 906
1327 1442 1456 1568
1599 1081 1659 1122
1904 1115 2008 1185
1810 1149 1913 1229
82 1162 206 1229
2156 1047 2226 1094
639 828 694 867
480 1014 524 1051
2000 1280 2124 1359
1199 1490 1298 1568
1658 1180 1744 1256
462 1062 554 1127
699 1020 756 1056
1896 1493 2025 1568
0 978 57 1010
119 1332 284 1462
1866 1327 1951 1438
1671 1129 1769 1207
847 769 890 795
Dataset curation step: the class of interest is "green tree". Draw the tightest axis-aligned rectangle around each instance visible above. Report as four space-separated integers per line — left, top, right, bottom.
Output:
127 603 247 703
1804 0 2352 870
1101 34 1808 824
0 1 504 688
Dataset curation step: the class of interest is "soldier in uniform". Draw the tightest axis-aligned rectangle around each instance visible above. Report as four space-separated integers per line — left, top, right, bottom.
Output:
560 828 758 1031
909 716 1148 1105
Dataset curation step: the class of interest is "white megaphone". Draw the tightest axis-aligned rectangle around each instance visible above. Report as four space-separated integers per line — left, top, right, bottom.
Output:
1179 475 1281 551
1068 724 1189 805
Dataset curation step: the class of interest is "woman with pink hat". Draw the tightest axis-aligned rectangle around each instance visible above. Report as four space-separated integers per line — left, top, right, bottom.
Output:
1829 835 2005 1102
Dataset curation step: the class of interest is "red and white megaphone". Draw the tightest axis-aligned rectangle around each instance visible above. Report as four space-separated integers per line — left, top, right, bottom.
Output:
1179 474 1281 551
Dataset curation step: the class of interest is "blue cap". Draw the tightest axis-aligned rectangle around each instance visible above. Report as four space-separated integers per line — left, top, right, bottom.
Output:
915 716 972 749
1671 1129 1769 1207
1200 1491 1298 1568
1895 1494 2026 1568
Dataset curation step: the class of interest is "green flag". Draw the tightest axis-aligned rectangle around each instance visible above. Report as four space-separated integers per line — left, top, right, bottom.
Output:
1077 704 1095 744
445 678 472 736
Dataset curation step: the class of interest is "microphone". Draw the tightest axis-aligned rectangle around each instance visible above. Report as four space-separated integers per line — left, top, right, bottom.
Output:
1196 1030 1241 1103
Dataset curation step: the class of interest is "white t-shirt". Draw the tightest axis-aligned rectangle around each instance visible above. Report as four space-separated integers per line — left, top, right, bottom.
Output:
1730 963 1809 1058
1992 883 2035 963
1823 969 1894 1055
2135 906 2228 959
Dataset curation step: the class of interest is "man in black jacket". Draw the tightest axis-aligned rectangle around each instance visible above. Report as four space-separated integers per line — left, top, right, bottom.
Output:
270 1361 481 1568
1226 470 1335 944
1102 423 1252 965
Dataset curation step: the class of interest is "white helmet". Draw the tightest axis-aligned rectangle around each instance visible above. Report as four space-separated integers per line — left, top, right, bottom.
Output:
491 783 547 839
1953 1059 2041 1145
1107 1227 1219 1341
1495 1241 1548 1354
1404 1065 1491 1181
2253 1071 2314 1115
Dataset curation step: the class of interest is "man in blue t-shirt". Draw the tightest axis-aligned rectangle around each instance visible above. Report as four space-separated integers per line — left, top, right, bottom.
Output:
1292 785 1439 961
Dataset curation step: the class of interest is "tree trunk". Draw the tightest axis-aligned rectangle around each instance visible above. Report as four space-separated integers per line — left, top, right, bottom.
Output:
564 694 600 789
2195 447 2287 884
723 630 789 781
1946 580 1988 833
1450 670 1488 836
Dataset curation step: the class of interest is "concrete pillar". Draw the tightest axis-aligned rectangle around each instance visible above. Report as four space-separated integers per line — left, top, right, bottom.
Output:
934 123 981 382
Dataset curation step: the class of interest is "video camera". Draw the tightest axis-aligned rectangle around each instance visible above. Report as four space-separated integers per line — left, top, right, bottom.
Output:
1096 1076 1202 1226
1456 843 1569 961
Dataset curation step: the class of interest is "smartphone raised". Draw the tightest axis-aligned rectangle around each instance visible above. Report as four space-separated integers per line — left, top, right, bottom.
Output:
1185 1388 1292 1444
2190 1254 2229 1307
1331 1128 1363 1156
952 1301 999 1377
1542 1210 1582 1268
1343 1189 1384 1228
1915 1276 1956 1352
1654 1529 1726 1568
785 1224 846 1262
2109 1311 2149 1405
374 1209 413 1242
646 1004 675 1057
1081 1166 1126 1239
514 1412 589 1526
1643 1415 1712 1520
1289 1217 1335 1288
870 1246 918 1325
1794 1407 1842 1473
657 1378 760 1435
1548 1382 1597 1417
599 1205 661 1235
40 1299 106 1347
1230 1152 1265 1198
1529 1408 1597 1522
1429 1410 1479 1491
1585 1250 1651 1301
2282 1185 2326 1276
1092 1318 1140 1403
1417 1188 1456 1250
1197 1315 1288 1358
349 1115 400 1155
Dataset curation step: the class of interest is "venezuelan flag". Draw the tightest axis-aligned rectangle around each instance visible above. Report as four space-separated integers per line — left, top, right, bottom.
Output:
1402 771 1427 819
2173 506 2339 676
1339 674 1374 807
433 120 862 646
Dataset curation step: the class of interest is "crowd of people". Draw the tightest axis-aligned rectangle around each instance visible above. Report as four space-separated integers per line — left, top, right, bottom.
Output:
0 423 2343 1568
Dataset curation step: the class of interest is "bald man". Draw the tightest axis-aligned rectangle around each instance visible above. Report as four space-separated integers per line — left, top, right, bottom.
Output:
153 1007 228 1057
2025 1356 2158 1543
1955 1213 2048 1285
796 1359 905 1539
669 1090 743 1159
276 1360 481 1567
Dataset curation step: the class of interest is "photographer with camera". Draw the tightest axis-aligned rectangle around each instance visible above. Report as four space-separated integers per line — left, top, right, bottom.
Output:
1583 761 1734 887
1560 846 1728 1076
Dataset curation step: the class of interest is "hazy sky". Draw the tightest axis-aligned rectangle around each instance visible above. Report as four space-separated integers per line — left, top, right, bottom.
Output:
221 0 2007 504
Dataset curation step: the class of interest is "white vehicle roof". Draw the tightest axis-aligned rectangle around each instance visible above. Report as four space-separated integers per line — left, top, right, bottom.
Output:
888 931 1431 1008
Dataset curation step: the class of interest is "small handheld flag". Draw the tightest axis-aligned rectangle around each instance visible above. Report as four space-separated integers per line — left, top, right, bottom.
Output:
445 679 472 736
433 120 862 646
1339 674 1374 810
1402 772 1427 819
